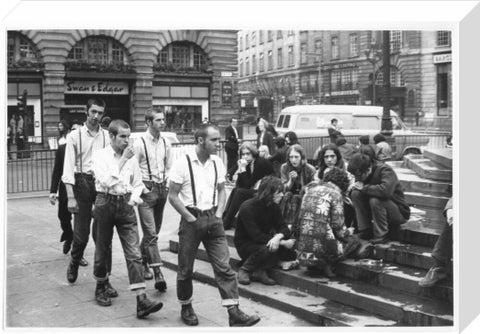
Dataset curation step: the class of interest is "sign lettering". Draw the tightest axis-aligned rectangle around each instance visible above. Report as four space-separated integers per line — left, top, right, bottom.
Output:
65 81 129 95
433 53 452 64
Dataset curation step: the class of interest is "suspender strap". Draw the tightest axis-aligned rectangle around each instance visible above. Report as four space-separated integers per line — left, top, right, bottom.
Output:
78 129 82 173
212 160 217 206
162 137 167 182
186 154 197 207
141 137 152 181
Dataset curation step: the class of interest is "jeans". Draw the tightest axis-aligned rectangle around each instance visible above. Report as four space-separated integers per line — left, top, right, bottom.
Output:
137 182 168 267
350 190 407 239
93 193 145 290
177 211 239 307
432 223 452 267
58 181 73 242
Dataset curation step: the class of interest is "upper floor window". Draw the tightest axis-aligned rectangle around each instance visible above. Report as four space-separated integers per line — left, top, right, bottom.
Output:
259 30 264 44
277 48 283 69
251 31 256 47
300 43 307 64
268 50 273 70
245 57 250 76
245 34 250 49
390 31 402 53
68 36 128 65
156 41 208 71
437 31 451 47
376 67 405 87
268 31 273 41
314 40 322 63
239 36 243 51
349 33 359 57
239 59 243 77
277 30 283 39
8 32 41 66
288 45 294 66
288 30 294 36
331 36 339 60
259 52 264 72
252 54 257 74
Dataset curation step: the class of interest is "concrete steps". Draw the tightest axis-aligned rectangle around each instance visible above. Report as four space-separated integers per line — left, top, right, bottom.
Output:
404 191 450 209
390 165 452 195
423 148 452 169
403 155 452 182
166 238 453 326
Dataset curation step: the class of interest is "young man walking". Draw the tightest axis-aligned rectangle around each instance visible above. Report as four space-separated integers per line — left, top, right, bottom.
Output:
168 124 261 327
133 108 172 291
92 119 163 318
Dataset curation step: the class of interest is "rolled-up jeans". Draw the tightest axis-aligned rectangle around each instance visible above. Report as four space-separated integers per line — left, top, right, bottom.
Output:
177 209 239 307
137 181 168 267
93 193 145 290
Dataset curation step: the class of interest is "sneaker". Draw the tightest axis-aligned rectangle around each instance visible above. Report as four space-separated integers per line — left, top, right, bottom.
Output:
181 303 199 326
136 293 163 319
418 267 448 288
228 306 261 327
105 280 118 298
95 284 112 307
67 261 79 283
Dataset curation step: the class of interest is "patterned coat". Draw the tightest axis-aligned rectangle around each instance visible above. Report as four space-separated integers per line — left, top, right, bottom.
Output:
297 181 354 267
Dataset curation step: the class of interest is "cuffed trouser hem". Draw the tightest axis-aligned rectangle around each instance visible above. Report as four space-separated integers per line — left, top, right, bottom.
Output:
178 298 193 305
221 299 239 307
129 282 147 290
149 262 163 267
94 275 109 282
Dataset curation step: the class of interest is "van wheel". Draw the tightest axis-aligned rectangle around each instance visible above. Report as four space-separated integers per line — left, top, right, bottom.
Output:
402 147 421 158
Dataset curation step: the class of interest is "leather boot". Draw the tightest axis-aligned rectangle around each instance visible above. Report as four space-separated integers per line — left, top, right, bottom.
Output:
250 269 276 285
153 267 167 292
181 303 199 326
95 283 112 307
105 279 118 298
67 260 79 283
143 263 153 280
137 293 163 319
63 239 72 254
237 268 251 285
228 305 261 327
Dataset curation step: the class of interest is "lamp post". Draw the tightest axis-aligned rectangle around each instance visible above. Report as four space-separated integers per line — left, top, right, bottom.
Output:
306 52 323 104
364 43 382 105
381 30 393 137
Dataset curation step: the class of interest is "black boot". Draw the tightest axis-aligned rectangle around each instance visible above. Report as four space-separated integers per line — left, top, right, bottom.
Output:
95 283 112 307
66 260 79 283
105 279 118 298
181 303 199 326
153 267 167 292
137 293 163 319
143 263 153 280
237 268 250 285
250 269 276 285
228 305 260 327
63 239 72 254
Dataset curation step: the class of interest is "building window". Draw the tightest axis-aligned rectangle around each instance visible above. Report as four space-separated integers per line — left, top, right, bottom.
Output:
239 59 243 77
268 50 273 70
259 52 264 72
277 30 283 39
252 54 257 74
437 31 451 47
300 43 307 64
158 49 168 65
331 37 339 60
314 40 322 63
288 30 294 36
288 45 294 66
156 41 208 71
172 44 189 68
437 64 450 113
193 45 206 69
7 32 42 67
349 33 359 57
376 67 405 86
239 36 243 51
245 34 249 49
245 57 249 76
68 36 129 66
251 31 256 47
268 31 273 41
331 68 359 91
390 30 402 53
277 48 283 68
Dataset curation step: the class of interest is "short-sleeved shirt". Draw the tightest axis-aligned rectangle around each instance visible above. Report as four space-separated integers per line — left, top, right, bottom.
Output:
169 151 226 210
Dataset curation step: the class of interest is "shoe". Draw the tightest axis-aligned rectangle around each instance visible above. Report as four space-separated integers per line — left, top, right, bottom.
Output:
181 303 199 326
237 268 250 285
95 284 112 307
67 261 79 283
105 280 118 298
250 270 276 285
370 236 390 245
79 257 88 266
323 264 337 278
228 306 261 327
418 267 448 288
63 240 72 254
137 293 163 319
143 263 153 280
153 267 167 292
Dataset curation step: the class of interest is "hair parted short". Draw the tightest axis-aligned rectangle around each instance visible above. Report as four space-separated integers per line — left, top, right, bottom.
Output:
347 153 372 176
108 119 130 136
86 97 106 111
145 108 164 123
194 123 219 144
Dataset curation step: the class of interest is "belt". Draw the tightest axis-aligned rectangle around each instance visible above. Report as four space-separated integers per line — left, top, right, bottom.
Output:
75 173 94 180
96 192 131 200
187 206 217 218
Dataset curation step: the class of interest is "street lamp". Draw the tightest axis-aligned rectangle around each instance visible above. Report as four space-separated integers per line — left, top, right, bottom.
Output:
364 43 382 106
306 52 323 104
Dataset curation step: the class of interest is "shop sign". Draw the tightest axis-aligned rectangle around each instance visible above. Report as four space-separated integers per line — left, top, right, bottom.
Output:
221 71 233 77
65 81 129 95
330 90 359 96
433 53 452 64
222 81 232 106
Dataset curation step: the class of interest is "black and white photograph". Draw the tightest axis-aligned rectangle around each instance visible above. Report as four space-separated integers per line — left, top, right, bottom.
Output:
2 1 477 332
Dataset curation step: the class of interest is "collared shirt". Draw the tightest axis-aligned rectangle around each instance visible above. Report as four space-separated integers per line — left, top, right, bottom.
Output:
232 126 238 139
169 151 226 210
133 130 173 183
92 145 144 202
61 125 110 185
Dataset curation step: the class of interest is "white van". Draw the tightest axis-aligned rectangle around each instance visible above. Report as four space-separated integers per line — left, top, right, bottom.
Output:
275 105 429 160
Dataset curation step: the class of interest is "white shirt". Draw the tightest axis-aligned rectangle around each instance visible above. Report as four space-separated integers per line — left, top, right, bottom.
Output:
62 125 110 185
169 152 226 210
133 130 173 183
92 145 145 203
232 126 239 139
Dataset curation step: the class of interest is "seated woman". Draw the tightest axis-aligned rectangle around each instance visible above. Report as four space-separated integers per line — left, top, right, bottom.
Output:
223 142 274 229
269 136 288 178
235 176 297 285
284 131 299 147
279 144 316 239
258 145 271 159
297 167 360 278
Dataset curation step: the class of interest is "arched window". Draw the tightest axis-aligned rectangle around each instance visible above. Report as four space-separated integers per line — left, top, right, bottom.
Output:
156 42 209 72
8 32 42 67
67 36 129 65
376 67 405 87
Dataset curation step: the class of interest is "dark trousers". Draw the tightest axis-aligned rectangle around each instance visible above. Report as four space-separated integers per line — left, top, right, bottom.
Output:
226 147 238 177
177 212 239 307
93 193 146 290
137 182 168 267
58 181 73 242
432 223 452 267
350 190 407 239
222 187 255 228
239 244 296 272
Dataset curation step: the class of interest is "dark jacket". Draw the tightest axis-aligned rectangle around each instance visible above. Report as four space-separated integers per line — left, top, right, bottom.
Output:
257 131 275 155
361 162 410 220
234 197 291 259
225 125 240 150
328 126 342 142
50 144 66 193
236 157 274 189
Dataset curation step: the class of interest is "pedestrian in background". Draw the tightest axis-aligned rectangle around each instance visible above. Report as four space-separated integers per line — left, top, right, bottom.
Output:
9 114 17 145
256 118 275 155
328 118 343 144
100 116 112 130
225 118 241 181
269 136 288 178
336 136 358 164
373 133 392 162
168 123 260 327
284 131 299 147
16 115 25 157
133 108 172 292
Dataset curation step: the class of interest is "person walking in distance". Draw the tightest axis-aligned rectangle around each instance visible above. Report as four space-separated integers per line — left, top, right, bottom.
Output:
62 98 114 296
91 119 163 317
225 118 241 181
168 123 261 327
133 108 172 291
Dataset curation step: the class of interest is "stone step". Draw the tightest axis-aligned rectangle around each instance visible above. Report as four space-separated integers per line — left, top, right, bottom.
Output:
403 156 452 182
398 218 442 248
404 191 450 209
390 165 452 196
160 250 397 327
166 239 453 326
423 148 452 169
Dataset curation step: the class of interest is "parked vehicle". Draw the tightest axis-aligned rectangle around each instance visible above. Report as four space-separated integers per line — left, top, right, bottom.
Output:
275 105 429 160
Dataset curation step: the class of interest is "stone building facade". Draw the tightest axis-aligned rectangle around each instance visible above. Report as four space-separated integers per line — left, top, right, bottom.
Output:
7 29 238 147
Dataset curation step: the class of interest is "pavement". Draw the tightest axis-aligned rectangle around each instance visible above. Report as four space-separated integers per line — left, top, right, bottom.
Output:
5 193 312 328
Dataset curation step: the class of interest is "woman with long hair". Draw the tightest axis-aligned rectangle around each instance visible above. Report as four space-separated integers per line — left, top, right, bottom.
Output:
316 143 346 181
284 131 299 146
57 119 70 146
256 118 275 155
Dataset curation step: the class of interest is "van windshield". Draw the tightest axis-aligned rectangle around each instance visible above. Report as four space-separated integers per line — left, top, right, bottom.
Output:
295 114 352 129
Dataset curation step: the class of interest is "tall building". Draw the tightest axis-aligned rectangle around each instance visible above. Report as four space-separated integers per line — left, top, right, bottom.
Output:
237 30 452 130
7 30 238 146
